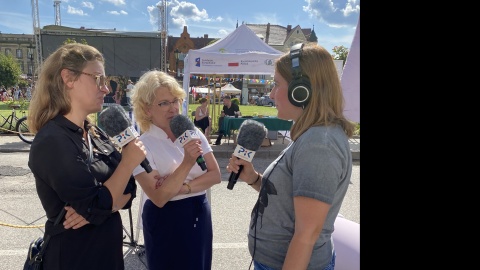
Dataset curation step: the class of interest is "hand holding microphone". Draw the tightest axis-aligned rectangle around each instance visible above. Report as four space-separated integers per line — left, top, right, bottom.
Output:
98 104 152 173
227 120 267 190
170 114 207 171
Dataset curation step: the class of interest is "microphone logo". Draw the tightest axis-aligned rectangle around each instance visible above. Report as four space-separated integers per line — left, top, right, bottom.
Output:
177 129 200 146
233 145 256 162
114 127 138 147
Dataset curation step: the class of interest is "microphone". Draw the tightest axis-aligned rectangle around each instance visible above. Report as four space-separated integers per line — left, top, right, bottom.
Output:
98 104 152 173
170 114 207 171
227 119 267 190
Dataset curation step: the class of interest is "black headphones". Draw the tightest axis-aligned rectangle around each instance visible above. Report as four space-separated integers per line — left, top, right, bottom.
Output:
288 43 311 108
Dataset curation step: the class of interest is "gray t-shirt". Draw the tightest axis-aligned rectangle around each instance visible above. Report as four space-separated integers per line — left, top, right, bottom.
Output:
248 125 352 269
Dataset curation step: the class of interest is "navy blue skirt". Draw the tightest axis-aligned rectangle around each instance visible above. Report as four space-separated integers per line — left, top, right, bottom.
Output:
142 193 212 270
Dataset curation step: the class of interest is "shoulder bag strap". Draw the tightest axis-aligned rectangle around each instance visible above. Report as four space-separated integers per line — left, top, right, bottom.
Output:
34 204 67 260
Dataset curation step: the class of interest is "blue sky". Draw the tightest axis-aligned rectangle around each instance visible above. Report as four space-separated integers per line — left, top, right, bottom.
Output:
1 0 360 53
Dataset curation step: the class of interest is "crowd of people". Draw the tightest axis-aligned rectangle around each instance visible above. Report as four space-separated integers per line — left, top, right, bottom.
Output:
0 84 33 101
25 41 354 270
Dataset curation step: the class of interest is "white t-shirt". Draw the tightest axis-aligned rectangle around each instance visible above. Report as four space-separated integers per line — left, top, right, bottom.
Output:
133 124 212 201
126 83 134 98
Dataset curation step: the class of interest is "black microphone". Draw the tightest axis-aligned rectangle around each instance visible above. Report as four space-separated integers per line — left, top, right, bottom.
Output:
170 114 207 171
98 104 152 173
227 119 267 190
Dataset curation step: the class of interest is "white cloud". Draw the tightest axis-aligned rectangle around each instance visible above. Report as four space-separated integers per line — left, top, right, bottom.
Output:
303 0 360 27
217 29 229 37
67 5 88 16
101 0 126 6
82 2 94 10
147 5 159 31
108 10 128 15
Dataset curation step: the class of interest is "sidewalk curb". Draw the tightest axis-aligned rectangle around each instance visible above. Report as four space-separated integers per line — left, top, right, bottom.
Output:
0 135 360 160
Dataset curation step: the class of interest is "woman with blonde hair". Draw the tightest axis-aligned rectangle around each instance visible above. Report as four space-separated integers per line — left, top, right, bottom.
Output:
226 43 355 270
131 70 221 270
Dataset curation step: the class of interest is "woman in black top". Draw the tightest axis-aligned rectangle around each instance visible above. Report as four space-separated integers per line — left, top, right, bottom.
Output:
27 43 147 270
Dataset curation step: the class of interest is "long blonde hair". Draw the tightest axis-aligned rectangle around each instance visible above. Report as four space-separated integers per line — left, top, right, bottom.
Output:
131 70 186 132
27 43 104 133
275 43 354 140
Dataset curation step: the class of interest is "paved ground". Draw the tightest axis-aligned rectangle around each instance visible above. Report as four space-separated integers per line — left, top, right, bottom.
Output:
0 132 360 159
0 133 359 270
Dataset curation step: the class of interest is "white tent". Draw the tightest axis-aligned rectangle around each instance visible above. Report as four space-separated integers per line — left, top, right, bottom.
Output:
181 24 284 112
341 18 360 123
192 87 209 94
221 83 241 94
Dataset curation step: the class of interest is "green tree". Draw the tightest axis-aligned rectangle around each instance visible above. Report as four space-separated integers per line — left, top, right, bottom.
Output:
63 38 88 44
332 45 349 66
0 53 22 87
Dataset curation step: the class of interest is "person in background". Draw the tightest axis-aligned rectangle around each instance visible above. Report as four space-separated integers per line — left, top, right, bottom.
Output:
108 78 118 104
13 87 21 100
27 43 147 270
194 97 211 139
213 95 241 145
25 84 32 100
0 86 5 101
226 42 355 270
131 70 221 270
125 79 134 106
115 88 124 105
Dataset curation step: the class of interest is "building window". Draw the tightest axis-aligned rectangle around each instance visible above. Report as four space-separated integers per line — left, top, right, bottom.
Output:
18 61 24 73
16 49 23 59
5 48 12 56
28 62 34 76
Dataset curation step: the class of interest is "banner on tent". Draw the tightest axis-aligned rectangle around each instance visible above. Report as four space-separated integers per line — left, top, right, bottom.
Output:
187 52 279 75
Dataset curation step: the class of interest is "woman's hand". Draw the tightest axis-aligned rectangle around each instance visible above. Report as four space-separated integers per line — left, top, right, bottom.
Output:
63 206 90 229
226 153 257 184
182 139 203 167
121 138 147 170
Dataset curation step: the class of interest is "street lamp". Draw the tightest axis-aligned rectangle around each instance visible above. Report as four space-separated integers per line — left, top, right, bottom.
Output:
27 44 35 78
28 54 34 77
174 48 180 78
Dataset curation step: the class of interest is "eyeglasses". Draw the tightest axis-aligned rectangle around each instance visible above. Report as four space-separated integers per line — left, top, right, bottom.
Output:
157 98 182 109
67 69 107 88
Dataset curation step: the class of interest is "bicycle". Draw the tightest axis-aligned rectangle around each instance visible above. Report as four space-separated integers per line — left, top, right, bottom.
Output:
0 104 35 144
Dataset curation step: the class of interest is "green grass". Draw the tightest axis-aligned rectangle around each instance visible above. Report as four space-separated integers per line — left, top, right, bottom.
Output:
0 100 29 133
1 101 360 135
2 101 361 135
1 100 277 133
1 101 277 119
187 103 278 116
188 103 278 133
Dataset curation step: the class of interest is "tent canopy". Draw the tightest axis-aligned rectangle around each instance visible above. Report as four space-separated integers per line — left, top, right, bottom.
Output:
340 18 360 123
182 24 284 112
193 87 209 94
221 83 241 94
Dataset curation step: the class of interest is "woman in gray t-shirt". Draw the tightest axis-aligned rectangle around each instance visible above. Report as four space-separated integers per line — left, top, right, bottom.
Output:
226 42 355 270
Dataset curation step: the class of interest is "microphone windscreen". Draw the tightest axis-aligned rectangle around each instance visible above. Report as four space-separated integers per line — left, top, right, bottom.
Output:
170 114 195 138
236 120 267 151
98 104 132 137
